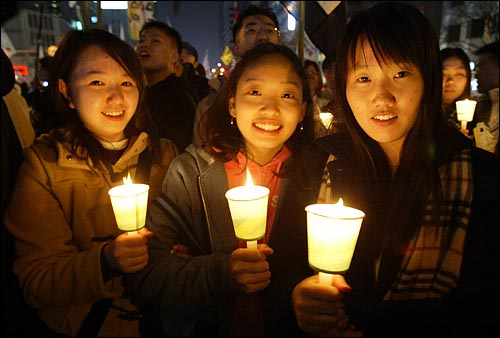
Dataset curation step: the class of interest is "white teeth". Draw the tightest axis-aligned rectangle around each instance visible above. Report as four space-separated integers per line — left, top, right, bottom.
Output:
103 111 123 116
255 123 280 131
373 115 395 121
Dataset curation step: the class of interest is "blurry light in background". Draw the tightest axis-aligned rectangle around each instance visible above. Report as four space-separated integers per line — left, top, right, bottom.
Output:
47 45 58 57
288 13 296 31
100 1 128 10
71 20 83 30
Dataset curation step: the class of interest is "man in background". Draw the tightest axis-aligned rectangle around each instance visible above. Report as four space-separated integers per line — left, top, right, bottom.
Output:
472 41 499 155
192 4 281 147
136 21 198 152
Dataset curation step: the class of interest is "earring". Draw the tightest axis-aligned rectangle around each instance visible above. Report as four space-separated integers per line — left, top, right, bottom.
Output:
230 116 236 126
298 122 304 134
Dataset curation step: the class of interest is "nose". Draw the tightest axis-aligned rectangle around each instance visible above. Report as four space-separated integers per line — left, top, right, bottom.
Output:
443 75 455 84
107 85 125 103
260 95 280 115
257 30 270 42
372 81 395 108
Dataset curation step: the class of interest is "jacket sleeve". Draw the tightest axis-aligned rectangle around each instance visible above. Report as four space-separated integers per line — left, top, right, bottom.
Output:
3 147 116 308
124 153 241 316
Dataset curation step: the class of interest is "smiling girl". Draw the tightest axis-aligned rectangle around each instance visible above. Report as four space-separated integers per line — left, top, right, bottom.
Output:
4 29 178 337
125 42 315 336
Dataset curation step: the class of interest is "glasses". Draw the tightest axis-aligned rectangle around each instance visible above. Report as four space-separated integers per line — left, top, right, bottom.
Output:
244 26 280 38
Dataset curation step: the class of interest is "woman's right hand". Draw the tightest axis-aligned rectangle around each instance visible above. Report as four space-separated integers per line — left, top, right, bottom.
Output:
292 274 362 336
104 227 153 273
230 244 274 294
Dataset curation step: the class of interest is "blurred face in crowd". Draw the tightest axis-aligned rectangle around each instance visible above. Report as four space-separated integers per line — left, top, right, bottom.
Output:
58 45 139 143
442 56 469 105
180 49 197 66
305 63 323 98
346 39 423 159
136 27 179 82
233 14 280 58
475 53 499 94
228 54 305 166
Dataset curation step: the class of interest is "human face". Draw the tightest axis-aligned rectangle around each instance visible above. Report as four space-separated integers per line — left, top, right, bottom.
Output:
442 56 469 105
475 53 499 94
180 49 196 66
228 54 306 166
136 27 179 78
58 45 139 143
233 14 280 57
305 63 322 98
346 39 423 162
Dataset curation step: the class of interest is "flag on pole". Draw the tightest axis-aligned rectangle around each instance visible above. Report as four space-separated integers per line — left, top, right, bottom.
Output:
304 1 346 60
127 1 156 41
220 45 233 66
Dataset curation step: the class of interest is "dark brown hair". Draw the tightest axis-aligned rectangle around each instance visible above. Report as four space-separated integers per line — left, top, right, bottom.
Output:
33 29 159 171
203 42 314 176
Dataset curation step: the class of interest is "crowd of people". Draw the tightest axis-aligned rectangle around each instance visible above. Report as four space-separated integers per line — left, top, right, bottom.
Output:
2 2 498 337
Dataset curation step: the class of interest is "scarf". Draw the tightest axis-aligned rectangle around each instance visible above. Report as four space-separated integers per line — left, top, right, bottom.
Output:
317 147 473 300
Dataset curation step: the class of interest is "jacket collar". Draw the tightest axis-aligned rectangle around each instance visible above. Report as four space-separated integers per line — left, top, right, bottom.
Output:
38 131 150 172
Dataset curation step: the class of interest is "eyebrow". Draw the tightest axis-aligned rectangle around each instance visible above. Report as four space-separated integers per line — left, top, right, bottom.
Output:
244 21 276 28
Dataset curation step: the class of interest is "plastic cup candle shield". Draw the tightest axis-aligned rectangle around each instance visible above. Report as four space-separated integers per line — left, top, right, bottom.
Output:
225 170 269 249
108 174 149 234
306 199 365 284
456 99 477 131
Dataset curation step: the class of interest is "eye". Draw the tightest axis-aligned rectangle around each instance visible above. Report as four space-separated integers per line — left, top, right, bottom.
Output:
394 71 409 78
357 76 369 83
121 81 135 87
248 89 261 96
282 92 295 99
89 80 104 86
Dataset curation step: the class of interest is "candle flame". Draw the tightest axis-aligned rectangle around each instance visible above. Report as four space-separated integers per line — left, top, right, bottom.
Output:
246 169 254 186
123 173 133 185
335 198 344 207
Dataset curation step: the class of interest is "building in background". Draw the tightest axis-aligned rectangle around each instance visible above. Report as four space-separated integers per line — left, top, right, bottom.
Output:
2 1 498 88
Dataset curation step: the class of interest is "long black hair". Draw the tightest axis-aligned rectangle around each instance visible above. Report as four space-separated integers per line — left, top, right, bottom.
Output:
334 2 445 225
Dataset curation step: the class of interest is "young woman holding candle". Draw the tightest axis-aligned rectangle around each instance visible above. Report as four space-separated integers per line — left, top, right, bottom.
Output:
3 29 178 337
440 47 473 135
124 42 315 336
282 2 499 337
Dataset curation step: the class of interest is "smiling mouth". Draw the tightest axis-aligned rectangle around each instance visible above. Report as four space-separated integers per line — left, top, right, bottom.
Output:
103 111 124 117
372 114 396 121
254 123 281 131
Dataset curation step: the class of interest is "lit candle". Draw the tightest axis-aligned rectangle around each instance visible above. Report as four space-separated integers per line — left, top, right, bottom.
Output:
456 99 477 132
108 173 150 234
319 112 333 129
225 169 269 249
305 198 365 285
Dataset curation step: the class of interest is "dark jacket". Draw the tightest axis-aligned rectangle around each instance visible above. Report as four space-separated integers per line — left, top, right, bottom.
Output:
280 126 499 337
145 74 198 152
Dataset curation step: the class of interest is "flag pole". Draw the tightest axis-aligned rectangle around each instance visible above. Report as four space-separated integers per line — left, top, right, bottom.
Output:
298 1 305 63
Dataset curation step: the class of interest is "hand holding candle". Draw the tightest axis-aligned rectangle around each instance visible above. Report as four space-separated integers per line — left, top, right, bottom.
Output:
108 173 150 234
225 170 269 249
306 198 365 284
456 99 477 132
